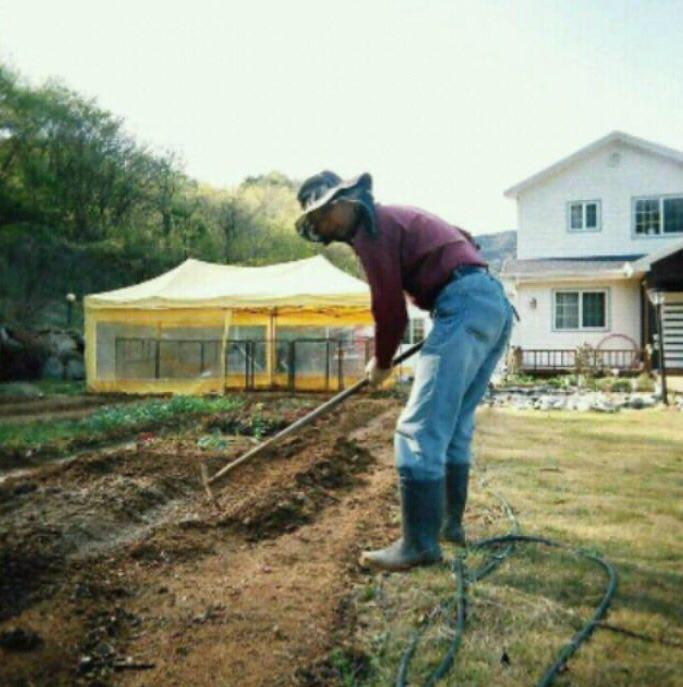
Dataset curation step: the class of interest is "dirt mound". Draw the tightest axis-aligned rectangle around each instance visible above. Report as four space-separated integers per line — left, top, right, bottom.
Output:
0 394 403 687
0 443 203 619
220 437 375 540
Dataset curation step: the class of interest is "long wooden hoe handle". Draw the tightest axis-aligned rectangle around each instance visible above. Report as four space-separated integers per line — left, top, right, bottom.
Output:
202 340 424 496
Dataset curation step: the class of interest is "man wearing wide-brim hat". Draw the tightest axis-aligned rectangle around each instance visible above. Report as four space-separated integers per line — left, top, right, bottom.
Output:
295 171 516 572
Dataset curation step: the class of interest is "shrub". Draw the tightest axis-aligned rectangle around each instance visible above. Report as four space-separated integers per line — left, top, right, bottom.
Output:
610 379 632 393
634 373 655 392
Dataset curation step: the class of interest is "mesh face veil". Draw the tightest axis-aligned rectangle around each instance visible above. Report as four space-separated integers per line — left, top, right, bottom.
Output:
295 214 327 244
295 172 375 243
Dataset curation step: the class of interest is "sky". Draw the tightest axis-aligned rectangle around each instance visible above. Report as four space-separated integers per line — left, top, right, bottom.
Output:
2 0 683 234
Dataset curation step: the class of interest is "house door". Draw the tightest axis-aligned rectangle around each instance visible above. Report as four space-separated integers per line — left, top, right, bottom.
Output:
662 293 683 372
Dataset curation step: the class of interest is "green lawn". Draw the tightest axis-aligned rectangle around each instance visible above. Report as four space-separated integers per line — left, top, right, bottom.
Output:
350 407 683 686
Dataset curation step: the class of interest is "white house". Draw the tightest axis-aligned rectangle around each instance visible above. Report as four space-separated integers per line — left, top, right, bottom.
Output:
501 131 683 376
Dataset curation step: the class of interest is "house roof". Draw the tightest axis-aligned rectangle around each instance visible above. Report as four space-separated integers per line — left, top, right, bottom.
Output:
503 239 683 281
629 237 683 273
504 131 683 199
501 254 646 281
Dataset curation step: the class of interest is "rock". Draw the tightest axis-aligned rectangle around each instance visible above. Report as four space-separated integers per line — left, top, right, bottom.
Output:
575 398 592 412
629 396 656 410
64 357 85 380
42 355 64 380
77 655 96 674
94 642 115 658
565 396 579 411
44 330 78 356
591 399 618 413
533 394 567 411
0 326 22 350
0 325 85 382
513 398 534 410
0 627 44 652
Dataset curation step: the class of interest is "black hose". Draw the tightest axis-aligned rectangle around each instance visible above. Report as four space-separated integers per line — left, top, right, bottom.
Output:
422 556 466 687
395 557 467 687
395 507 618 687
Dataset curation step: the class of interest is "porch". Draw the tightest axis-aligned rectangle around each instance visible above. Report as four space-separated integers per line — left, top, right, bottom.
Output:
517 347 644 375
514 243 683 377
640 245 683 375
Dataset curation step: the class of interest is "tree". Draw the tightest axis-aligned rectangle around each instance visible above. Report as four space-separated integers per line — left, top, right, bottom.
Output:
0 61 363 327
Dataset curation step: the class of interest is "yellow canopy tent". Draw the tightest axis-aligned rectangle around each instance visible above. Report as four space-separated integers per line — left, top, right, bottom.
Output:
84 255 374 394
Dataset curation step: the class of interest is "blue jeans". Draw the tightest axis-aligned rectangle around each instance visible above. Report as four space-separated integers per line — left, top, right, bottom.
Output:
395 266 514 481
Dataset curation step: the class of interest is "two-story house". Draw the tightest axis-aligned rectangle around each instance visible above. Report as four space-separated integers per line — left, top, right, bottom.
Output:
501 131 683 376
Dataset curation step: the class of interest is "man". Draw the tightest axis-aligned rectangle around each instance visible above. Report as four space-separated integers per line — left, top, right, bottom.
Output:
295 171 515 572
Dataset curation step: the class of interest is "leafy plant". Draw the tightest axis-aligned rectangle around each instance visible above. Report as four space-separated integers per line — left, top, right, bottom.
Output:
0 395 243 457
634 372 655 392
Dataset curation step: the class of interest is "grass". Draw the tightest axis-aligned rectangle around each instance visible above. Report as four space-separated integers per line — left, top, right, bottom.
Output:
349 407 683 686
0 379 87 398
0 395 244 460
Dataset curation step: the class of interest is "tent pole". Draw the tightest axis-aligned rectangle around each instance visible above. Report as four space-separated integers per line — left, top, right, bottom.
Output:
267 310 276 389
220 310 231 396
154 323 161 380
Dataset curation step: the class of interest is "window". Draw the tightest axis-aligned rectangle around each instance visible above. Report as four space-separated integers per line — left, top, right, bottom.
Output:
555 292 579 329
401 322 411 344
554 290 607 330
413 318 426 342
664 197 683 233
567 201 600 232
634 195 683 236
582 292 606 327
402 318 427 344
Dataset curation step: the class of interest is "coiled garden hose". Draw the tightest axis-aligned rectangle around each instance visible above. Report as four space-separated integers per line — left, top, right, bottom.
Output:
395 494 618 687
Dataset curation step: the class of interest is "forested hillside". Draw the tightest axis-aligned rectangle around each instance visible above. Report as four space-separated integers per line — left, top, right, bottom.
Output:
0 64 359 327
475 229 517 273
0 64 516 330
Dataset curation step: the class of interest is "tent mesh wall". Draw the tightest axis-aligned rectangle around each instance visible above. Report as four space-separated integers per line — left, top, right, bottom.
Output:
85 308 376 394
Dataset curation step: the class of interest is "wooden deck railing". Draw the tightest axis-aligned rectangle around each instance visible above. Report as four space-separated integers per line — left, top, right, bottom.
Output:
520 348 642 371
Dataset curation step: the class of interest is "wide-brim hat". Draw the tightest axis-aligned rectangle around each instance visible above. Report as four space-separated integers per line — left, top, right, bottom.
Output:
295 171 372 241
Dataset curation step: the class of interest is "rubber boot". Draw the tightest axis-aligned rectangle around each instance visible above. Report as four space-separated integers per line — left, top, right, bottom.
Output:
442 463 469 545
359 470 443 572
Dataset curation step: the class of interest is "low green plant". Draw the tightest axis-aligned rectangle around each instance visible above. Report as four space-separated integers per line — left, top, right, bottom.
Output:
0 395 244 458
634 372 655 392
33 379 87 396
546 376 566 389
609 379 632 393
197 429 229 450
328 647 371 687
500 373 536 388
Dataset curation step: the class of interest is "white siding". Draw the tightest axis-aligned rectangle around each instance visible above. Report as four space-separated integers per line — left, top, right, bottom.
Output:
517 141 683 260
506 278 641 350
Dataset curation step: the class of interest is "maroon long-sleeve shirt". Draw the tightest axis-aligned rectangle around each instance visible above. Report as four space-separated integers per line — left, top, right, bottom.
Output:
350 204 487 368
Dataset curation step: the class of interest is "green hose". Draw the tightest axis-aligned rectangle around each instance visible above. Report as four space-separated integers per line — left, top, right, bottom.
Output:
395 495 618 687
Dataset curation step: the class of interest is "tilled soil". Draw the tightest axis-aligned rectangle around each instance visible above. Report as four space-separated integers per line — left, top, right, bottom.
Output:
0 394 404 687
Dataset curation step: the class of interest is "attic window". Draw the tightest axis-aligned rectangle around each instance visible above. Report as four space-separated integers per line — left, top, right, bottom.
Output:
567 201 600 232
634 195 683 235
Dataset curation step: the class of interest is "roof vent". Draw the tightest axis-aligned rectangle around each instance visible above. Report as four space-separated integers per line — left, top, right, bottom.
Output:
608 152 621 168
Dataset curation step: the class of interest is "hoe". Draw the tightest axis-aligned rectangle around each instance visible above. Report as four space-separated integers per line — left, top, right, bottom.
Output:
200 340 424 499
